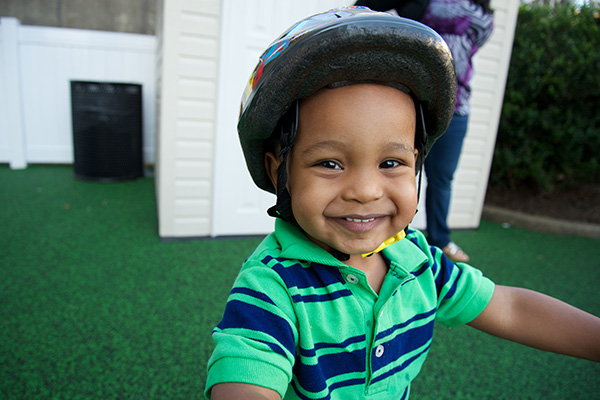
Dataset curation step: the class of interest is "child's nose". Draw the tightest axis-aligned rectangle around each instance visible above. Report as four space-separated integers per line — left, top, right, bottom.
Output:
342 169 384 203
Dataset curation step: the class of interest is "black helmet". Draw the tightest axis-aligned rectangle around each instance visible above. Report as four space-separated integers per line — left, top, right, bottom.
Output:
238 6 456 194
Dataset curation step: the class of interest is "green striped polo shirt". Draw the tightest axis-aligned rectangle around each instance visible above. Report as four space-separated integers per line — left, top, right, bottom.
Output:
206 219 494 399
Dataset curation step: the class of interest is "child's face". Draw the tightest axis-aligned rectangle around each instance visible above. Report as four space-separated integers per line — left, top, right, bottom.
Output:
275 83 419 257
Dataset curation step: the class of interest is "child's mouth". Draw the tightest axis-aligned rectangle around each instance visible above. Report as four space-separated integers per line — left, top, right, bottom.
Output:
335 215 386 234
344 217 376 223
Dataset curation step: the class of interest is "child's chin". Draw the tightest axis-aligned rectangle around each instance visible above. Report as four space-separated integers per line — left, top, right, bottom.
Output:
332 244 381 258
308 235 382 258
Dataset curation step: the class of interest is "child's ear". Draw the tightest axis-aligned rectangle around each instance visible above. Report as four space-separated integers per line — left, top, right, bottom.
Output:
264 151 282 192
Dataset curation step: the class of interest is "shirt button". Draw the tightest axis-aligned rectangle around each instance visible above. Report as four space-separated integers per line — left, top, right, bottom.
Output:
346 274 359 284
375 344 384 358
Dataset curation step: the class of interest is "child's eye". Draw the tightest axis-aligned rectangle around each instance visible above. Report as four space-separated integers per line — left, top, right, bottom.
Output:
317 160 341 169
380 160 401 169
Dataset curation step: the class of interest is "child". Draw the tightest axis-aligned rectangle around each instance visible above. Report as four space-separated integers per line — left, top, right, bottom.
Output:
206 7 600 400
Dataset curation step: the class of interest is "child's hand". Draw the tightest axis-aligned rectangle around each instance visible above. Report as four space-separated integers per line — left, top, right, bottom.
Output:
211 382 281 400
468 285 600 362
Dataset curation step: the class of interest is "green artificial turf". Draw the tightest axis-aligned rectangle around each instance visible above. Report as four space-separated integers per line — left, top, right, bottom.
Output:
1 165 599 399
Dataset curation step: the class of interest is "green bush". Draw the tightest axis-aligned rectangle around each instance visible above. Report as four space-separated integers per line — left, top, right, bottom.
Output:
490 4 600 193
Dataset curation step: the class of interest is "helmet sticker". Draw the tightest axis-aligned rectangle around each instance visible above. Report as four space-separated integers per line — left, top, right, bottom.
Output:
241 6 373 110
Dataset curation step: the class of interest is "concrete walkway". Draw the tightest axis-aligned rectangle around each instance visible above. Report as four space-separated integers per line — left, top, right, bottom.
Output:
482 205 600 239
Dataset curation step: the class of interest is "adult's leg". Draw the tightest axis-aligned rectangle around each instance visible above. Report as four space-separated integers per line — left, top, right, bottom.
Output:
424 114 469 248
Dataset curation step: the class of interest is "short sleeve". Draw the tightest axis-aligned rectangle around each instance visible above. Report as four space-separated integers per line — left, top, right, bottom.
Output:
436 261 495 328
205 262 297 399
206 340 291 398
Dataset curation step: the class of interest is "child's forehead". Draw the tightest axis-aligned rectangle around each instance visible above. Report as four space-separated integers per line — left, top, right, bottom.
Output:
295 84 417 148
298 84 416 125
300 83 415 111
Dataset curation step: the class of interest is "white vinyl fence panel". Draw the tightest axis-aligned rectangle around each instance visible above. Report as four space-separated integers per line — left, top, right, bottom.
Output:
0 17 156 168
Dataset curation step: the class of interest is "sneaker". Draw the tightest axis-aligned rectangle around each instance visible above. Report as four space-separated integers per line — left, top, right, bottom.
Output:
442 242 470 263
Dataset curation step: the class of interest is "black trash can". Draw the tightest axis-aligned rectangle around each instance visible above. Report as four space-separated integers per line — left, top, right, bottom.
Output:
71 81 143 182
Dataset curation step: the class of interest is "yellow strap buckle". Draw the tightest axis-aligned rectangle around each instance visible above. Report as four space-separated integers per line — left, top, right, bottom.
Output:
361 230 406 258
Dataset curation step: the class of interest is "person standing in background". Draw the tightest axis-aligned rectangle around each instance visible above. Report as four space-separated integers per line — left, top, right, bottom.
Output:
354 0 494 262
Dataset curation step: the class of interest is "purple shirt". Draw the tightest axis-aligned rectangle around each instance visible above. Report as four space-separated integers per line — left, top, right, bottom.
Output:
421 0 494 115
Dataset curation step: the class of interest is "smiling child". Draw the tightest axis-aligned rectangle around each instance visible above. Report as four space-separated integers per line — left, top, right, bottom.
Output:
205 7 600 400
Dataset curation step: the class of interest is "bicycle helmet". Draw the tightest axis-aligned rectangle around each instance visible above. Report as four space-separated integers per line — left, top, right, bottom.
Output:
238 6 456 225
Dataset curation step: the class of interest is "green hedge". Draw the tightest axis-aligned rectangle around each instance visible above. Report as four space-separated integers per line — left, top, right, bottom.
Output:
490 4 600 192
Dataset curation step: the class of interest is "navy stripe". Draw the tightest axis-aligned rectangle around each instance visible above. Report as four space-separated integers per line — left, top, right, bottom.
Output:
261 255 285 264
329 377 365 392
442 265 463 302
291 289 353 303
372 320 435 373
262 255 275 264
429 245 441 275
293 348 366 393
371 345 430 385
375 308 436 342
299 334 366 357
406 235 437 280
271 261 345 289
400 386 409 400
253 338 290 358
217 300 295 357
230 287 276 305
315 334 366 350
290 379 328 400
412 261 430 278
290 379 330 400
434 249 457 295
429 246 448 291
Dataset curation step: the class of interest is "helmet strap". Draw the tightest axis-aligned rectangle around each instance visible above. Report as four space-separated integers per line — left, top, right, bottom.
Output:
415 101 428 203
267 100 299 223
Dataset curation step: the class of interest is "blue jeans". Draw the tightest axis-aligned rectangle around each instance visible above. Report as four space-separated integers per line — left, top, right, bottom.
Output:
424 114 469 248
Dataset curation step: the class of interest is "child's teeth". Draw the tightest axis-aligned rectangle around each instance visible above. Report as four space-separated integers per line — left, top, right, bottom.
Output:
345 217 374 223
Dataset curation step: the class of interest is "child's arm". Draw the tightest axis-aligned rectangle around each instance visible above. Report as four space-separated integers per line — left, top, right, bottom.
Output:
211 382 281 400
468 285 600 362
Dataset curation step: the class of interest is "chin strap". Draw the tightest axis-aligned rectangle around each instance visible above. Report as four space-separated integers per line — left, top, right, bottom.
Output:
328 229 407 262
330 249 351 262
361 230 407 258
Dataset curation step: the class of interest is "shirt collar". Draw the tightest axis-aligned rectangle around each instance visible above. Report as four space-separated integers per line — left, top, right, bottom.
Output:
274 219 348 267
274 219 428 272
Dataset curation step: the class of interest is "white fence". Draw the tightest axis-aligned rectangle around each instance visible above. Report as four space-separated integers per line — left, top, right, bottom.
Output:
0 17 156 169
